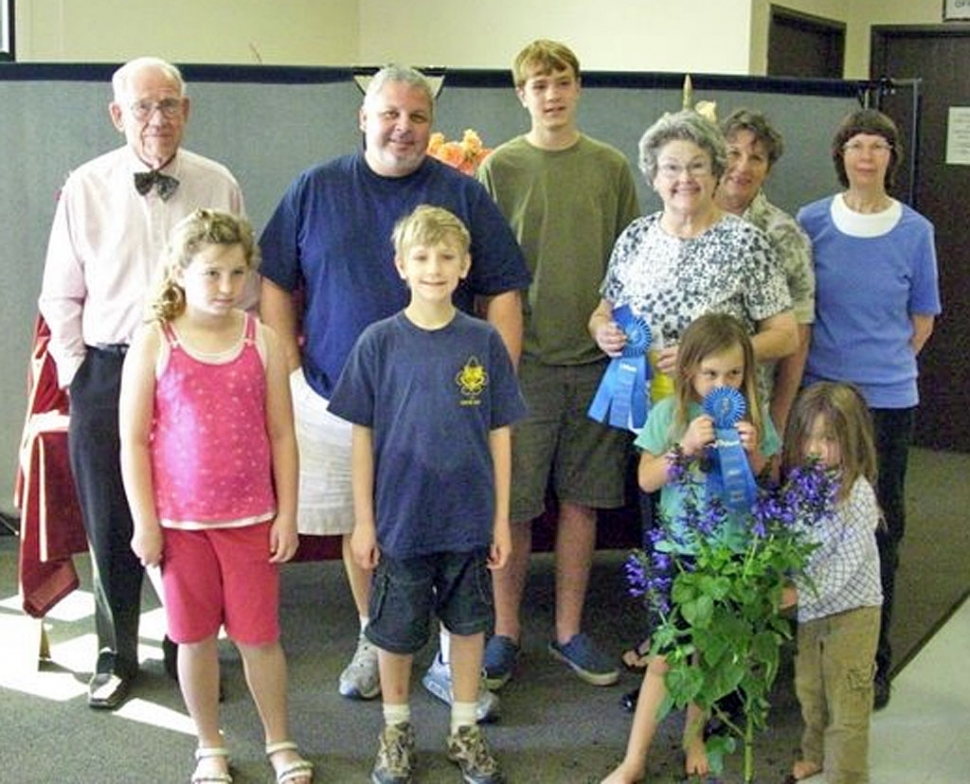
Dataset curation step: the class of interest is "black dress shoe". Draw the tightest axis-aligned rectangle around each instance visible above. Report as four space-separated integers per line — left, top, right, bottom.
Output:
620 686 639 713
873 673 891 710
162 635 179 681
87 672 130 710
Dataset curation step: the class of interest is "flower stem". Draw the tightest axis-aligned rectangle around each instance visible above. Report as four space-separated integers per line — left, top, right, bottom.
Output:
743 710 755 784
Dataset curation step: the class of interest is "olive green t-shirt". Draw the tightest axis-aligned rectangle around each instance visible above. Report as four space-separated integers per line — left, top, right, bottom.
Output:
478 134 640 366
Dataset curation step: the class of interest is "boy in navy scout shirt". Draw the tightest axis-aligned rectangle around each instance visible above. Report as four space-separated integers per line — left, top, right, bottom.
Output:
329 205 526 784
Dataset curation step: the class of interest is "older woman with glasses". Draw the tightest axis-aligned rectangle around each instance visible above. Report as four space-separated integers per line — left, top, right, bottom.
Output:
590 110 796 400
795 108 941 726
590 109 796 783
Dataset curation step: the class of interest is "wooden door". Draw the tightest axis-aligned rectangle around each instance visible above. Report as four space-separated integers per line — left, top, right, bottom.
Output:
768 6 845 78
872 26 970 453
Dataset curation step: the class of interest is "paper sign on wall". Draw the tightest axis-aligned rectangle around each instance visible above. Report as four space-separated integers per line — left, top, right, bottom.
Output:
946 107 970 165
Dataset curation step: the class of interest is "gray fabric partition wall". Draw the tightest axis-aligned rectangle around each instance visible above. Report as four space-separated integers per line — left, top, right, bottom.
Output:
0 64 865 515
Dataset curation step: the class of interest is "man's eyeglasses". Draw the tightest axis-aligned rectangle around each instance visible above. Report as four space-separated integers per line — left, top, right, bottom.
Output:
128 98 184 121
657 161 711 180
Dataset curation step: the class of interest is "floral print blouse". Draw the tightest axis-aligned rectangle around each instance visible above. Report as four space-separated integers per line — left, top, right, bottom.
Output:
601 211 792 350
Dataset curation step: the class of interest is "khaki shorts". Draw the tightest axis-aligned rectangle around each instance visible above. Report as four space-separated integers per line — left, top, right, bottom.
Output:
510 358 632 522
290 367 355 536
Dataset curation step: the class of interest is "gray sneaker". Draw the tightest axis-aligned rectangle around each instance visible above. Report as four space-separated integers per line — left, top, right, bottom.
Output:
339 634 381 700
447 724 504 784
421 652 499 723
372 721 415 784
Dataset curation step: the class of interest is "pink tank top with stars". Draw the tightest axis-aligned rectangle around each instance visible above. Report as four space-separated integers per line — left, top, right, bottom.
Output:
151 313 276 529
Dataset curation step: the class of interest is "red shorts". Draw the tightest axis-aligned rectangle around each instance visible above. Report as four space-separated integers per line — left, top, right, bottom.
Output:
161 522 280 646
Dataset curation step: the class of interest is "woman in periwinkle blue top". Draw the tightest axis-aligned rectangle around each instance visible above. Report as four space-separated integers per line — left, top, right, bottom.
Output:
796 108 941 712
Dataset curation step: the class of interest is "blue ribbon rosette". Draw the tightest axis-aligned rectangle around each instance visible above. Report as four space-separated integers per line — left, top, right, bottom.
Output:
703 387 758 513
587 305 652 432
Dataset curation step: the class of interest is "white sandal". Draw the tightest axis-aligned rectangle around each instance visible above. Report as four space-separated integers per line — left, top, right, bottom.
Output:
191 746 233 784
266 740 314 784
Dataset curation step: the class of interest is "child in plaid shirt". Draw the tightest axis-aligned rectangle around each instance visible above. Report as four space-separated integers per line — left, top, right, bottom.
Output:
781 382 883 784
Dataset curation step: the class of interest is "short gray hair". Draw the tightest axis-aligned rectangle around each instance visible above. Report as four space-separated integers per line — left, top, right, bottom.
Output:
112 57 185 102
638 109 727 181
363 64 435 117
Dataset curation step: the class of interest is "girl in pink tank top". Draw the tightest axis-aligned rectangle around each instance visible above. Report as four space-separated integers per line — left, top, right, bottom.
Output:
119 209 312 784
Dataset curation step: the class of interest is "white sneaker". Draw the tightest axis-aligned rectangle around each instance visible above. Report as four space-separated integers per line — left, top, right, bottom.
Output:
421 652 500 723
338 634 381 700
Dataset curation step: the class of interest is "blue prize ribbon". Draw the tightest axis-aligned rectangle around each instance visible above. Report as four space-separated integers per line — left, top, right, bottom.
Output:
587 305 652 432
702 387 757 512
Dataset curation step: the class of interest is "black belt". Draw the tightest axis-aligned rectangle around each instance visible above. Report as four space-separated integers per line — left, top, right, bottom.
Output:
91 343 129 357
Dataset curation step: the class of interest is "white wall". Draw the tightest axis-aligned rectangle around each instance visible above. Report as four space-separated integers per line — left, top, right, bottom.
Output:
14 0 360 64
13 0 947 75
357 0 753 73
12 0 754 72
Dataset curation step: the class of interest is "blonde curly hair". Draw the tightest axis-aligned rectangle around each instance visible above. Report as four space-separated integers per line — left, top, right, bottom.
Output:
150 209 258 322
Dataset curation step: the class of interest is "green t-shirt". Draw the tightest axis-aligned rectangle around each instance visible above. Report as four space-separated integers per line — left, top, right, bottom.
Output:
478 134 640 365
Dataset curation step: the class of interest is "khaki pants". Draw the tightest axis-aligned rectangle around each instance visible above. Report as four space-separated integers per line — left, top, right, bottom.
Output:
794 605 880 784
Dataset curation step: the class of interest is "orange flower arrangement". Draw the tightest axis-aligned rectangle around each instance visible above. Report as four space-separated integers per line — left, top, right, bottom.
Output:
427 129 492 176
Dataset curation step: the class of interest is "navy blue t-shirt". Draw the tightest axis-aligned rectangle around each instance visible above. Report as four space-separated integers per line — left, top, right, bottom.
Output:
259 153 531 398
328 311 527 558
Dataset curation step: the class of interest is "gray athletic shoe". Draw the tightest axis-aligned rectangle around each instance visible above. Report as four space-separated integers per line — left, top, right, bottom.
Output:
339 633 381 700
421 651 500 723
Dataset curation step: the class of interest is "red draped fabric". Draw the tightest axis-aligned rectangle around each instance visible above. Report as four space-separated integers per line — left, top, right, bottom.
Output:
14 316 88 617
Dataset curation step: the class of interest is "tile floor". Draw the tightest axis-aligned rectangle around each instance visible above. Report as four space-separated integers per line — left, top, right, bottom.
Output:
800 595 970 783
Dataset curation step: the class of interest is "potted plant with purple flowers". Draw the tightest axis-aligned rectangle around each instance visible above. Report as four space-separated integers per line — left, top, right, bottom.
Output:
625 455 837 782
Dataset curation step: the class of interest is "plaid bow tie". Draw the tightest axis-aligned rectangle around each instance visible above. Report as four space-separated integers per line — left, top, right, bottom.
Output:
134 170 179 200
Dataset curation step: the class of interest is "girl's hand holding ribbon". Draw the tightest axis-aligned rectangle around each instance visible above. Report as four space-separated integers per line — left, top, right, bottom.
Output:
681 414 715 457
736 420 760 454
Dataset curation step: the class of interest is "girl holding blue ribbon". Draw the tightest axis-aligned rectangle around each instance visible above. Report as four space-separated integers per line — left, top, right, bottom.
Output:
602 312 779 784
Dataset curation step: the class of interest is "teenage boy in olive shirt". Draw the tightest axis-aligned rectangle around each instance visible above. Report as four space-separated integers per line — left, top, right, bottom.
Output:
475 39 641 689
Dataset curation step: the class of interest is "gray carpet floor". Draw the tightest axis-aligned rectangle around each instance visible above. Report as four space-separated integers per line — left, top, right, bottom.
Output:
1 446 967 783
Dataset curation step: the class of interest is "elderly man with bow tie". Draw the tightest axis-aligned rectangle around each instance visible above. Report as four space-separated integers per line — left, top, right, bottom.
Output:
38 56 244 710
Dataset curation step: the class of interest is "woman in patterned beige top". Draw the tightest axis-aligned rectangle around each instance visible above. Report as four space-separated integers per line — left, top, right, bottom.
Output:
716 107 815 433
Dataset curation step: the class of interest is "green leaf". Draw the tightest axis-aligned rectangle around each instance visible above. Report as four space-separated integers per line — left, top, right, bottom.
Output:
705 733 737 775
665 662 704 705
694 628 731 667
682 593 714 628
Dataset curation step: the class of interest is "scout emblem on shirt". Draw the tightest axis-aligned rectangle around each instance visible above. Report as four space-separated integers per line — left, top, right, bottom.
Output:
456 356 488 405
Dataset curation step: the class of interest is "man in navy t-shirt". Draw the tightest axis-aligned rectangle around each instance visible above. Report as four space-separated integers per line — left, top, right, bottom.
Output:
259 65 530 715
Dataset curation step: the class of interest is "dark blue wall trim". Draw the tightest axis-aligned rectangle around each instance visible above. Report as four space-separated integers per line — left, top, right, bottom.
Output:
0 62 868 101
0 62 353 84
